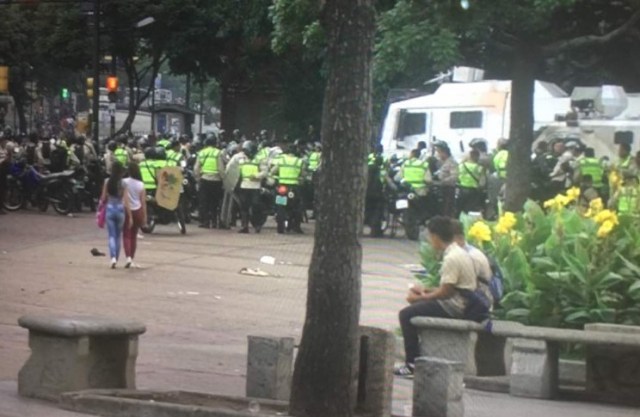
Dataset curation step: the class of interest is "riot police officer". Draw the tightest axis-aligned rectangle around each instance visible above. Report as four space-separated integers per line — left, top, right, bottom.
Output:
236 141 268 233
195 137 225 228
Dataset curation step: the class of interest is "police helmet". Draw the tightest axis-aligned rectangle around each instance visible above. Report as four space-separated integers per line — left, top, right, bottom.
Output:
204 137 215 147
469 138 487 151
242 140 257 157
144 147 156 160
155 147 167 160
107 141 117 152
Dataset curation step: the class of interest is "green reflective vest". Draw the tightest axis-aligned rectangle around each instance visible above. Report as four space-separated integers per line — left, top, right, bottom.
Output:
240 159 260 179
459 161 482 189
157 139 170 149
255 147 270 165
198 147 220 174
140 160 157 190
114 148 129 167
402 158 429 189
618 186 638 214
493 150 508 179
578 157 604 188
620 156 633 170
308 152 321 172
166 149 181 167
277 155 303 185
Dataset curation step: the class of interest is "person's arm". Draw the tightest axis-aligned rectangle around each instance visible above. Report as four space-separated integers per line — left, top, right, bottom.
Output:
139 188 147 224
122 184 132 226
218 153 226 178
407 284 456 304
100 181 107 205
194 157 202 178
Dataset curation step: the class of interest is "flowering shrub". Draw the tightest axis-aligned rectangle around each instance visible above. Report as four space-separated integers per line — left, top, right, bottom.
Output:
420 188 640 328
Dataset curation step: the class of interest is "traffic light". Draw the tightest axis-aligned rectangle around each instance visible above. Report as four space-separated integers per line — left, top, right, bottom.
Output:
61 88 70 100
86 77 94 99
0 66 9 94
106 76 118 93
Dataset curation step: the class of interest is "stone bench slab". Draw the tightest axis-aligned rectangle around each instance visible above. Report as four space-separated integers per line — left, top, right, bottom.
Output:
18 315 146 402
18 315 146 337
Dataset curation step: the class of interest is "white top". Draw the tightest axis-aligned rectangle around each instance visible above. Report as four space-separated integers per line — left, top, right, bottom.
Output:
123 177 144 211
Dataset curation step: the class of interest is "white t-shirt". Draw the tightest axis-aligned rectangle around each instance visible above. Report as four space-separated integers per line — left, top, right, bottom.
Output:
123 178 144 211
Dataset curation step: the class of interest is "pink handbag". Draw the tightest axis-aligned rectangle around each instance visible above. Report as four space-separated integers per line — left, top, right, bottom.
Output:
96 202 106 228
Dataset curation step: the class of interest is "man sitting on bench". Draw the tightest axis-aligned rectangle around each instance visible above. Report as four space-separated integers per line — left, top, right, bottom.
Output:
395 216 489 377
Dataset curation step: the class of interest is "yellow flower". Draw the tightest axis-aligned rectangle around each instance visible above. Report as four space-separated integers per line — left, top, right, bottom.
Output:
597 220 615 238
495 212 517 234
594 209 619 226
544 194 571 211
566 187 581 202
510 230 522 245
468 221 492 243
589 198 604 213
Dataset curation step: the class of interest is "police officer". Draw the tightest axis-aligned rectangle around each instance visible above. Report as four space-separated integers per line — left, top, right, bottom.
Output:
156 134 171 149
531 141 556 203
492 139 509 180
165 139 184 167
271 143 305 234
236 141 268 233
400 149 430 194
610 171 639 215
458 149 486 214
575 148 605 197
433 141 458 217
114 136 131 169
195 137 225 228
365 153 386 237
139 147 159 193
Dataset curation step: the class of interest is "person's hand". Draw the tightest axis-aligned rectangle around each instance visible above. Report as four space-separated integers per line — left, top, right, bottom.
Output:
409 283 424 295
406 291 425 304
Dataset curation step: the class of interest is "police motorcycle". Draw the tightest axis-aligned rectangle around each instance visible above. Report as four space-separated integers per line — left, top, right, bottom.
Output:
140 147 187 235
180 153 199 223
3 155 76 215
272 151 304 234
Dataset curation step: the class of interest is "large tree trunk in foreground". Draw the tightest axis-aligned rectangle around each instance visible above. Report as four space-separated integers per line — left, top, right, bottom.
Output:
289 1 375 417
504 49 536 212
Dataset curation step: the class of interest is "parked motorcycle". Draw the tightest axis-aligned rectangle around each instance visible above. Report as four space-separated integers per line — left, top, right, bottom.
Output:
274 184 303 233
3 160 75 215
140 191 187 235
394 183 443 241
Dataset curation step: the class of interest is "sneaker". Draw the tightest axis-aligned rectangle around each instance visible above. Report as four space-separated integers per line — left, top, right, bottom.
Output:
125 257 132 269
110 258 117 269
393 363 414 378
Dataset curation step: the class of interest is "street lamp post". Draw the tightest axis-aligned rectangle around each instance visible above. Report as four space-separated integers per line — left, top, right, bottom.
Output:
92 0 101 153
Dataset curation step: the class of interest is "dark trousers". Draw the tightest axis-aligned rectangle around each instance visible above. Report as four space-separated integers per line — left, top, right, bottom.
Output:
199 180 223 227
275 186 303 233
458 187 484 214
441 185 457 218
0 161 8 210
399 300 451 365
237 188 266 230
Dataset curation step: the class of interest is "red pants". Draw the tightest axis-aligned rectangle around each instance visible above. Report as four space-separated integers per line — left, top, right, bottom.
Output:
123 208 144 259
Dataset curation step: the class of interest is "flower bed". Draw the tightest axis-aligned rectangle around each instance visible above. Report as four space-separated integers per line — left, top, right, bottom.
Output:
420 189 640 328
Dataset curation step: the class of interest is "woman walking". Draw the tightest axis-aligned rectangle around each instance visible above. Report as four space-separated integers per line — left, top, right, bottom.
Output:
123 162 147 268
100 161 131 268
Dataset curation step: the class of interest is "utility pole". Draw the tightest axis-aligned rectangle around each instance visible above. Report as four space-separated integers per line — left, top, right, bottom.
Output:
199 82 204 135
92 0 101 153
109 55 116 138
185 73 191 135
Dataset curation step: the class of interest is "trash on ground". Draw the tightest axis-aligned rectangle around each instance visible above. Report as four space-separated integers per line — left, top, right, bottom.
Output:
259 256 276 265
239 268 270 277
90 248 106 257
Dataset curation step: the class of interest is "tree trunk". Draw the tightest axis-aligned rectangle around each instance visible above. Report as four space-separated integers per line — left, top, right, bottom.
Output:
288 1 375 417
504 49 537 212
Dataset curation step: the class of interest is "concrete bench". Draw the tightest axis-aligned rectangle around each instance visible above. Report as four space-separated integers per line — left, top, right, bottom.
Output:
411 317 640 400
18 315 146 401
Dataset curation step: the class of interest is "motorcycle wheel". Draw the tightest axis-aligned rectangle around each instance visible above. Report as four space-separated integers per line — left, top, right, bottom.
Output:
52 190 73 215
141 205 156 234
403 209 420 241
3 179 25 211
176 208 187 235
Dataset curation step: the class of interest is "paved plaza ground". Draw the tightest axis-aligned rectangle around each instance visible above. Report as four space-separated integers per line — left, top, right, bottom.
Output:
0 211 637 417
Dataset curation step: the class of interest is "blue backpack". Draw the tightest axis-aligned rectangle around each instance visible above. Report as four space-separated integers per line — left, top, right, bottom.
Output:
486 256 505 306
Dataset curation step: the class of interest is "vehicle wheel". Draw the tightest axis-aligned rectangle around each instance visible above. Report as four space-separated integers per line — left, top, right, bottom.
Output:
141 205 155 233
176 209 187 235
52 190 73 215
404 210 420 241
3 180 24 211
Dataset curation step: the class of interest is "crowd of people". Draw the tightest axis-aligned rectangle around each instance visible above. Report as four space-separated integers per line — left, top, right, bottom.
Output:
365 136 640 223
1 126 638 232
